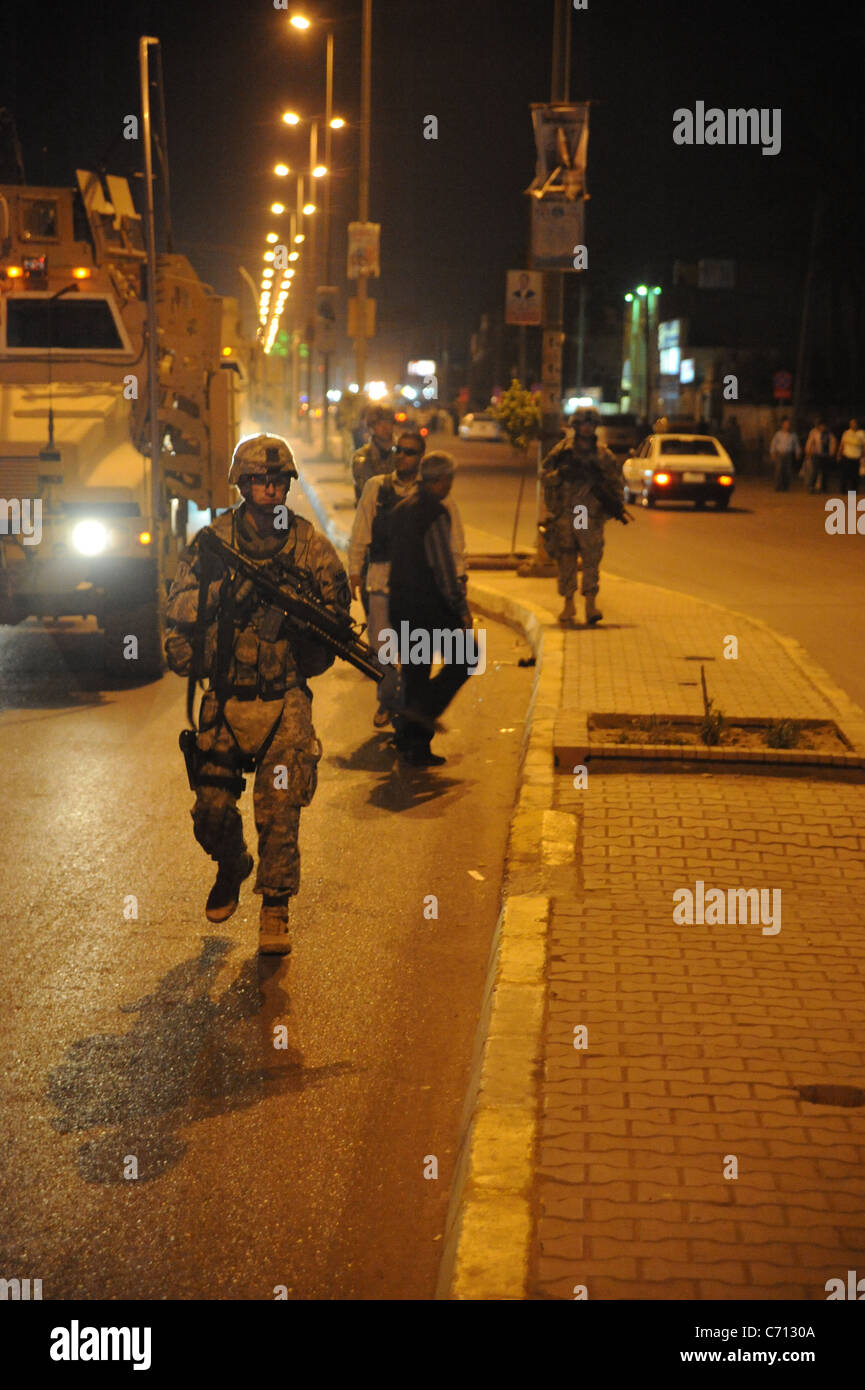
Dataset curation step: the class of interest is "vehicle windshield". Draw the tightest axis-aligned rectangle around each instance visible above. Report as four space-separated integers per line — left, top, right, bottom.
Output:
5 297 124 350
659 438 720 456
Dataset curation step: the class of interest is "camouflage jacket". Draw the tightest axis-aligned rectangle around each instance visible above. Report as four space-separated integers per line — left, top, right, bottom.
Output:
164 505 350 700
541 432 626 525
351 439 394 501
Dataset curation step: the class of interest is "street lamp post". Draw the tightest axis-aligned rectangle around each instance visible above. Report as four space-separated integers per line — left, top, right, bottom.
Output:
626 284 660 425
355 0 372 396
321 29 334 459
287 15 342 457
304 121 319 441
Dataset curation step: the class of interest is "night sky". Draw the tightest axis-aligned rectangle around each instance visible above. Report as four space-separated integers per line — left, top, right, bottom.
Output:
1 0 862 385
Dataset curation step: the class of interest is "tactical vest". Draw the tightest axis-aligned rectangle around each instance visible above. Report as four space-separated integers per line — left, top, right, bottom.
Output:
196 509 307 703
368 474 400 563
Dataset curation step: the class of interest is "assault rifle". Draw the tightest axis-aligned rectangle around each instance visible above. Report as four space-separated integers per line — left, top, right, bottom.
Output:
548 445 632 525
196 528 382 683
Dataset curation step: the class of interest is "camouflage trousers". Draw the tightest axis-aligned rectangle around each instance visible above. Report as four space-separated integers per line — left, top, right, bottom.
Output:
191 687 321 898
553 521 605 598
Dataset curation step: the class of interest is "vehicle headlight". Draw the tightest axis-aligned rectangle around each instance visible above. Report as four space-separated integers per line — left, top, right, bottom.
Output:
72 520 108 556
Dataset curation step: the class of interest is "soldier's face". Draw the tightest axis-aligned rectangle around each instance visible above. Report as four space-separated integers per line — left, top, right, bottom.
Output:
242 472 290 514
372 419 394 446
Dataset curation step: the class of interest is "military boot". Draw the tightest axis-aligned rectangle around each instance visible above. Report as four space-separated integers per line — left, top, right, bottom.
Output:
205 851 254 923
558 593 576 625
585 593 604 626
259 895 292 955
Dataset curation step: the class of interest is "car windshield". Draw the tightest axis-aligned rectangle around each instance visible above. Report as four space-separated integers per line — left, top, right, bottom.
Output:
659 438 720 456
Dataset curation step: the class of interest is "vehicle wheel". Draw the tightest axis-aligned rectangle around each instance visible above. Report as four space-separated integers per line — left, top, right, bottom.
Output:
103 600 164 679
642 491 656 508
715 495 731 510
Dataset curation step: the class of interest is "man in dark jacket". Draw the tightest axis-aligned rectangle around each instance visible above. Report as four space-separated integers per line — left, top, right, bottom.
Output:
387 452 474 767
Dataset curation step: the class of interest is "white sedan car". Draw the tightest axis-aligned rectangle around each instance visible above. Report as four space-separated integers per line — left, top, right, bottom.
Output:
458 411 505 442
622 433 736 509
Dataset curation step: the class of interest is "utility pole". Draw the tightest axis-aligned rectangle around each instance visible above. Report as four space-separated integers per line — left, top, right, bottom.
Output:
139 36 163 591
532 0 573 571
354 0 372 393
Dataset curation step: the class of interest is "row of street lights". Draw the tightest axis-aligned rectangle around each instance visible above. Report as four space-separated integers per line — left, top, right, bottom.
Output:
253 12 348 455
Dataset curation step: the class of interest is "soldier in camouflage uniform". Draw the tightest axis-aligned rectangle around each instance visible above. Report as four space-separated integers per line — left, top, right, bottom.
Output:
164 434 350 955
540 408 627 626
351 405 395 505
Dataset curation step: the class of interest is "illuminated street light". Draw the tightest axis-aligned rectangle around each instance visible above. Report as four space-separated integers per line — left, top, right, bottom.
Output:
289 14 311 29
303 202 316 216
274 163 290 177
624 292 634 302
636 284 648 296
266 232 278 244
329 116 345 130
264 251 275 262
288 251 299 261
271 202 285 215
294 233 304 244
282 111 301 125
312 164 327 178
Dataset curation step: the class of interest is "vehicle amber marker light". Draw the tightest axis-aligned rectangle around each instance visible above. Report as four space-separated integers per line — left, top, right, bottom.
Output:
718 475 734 485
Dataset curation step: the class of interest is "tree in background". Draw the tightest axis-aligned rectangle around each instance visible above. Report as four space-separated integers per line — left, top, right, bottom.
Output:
491 380 542 555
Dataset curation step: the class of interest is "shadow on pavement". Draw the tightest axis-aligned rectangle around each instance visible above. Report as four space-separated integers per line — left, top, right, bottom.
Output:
0 619 161 710
44 936 353 1184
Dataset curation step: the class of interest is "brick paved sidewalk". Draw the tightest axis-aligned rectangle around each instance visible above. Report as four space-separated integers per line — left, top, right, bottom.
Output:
295 445 865 1302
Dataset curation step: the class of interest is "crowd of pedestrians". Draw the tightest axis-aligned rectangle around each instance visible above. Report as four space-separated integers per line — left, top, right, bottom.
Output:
770 415 865 493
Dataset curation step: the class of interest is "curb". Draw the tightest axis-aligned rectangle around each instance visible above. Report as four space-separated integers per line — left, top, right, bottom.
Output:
435 592 562 1300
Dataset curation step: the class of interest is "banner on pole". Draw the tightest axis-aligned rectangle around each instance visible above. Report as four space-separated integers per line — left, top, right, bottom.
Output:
527 103 590 202
347 222 380 279
530 199 585 271
315 286 338 354
348 296 375 339
506 270 543 325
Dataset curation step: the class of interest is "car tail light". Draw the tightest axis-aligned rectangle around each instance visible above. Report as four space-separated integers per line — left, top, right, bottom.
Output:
653 472 671 485
137 530 152 546
420 427 428 436
718 475 733 486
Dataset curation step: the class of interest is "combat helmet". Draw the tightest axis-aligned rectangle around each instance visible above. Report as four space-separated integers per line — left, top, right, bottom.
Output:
228 433 298 486
571 407 599 430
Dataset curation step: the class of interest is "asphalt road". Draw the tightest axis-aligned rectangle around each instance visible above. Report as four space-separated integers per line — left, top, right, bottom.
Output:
444 435 865 711
0 486 534 1300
